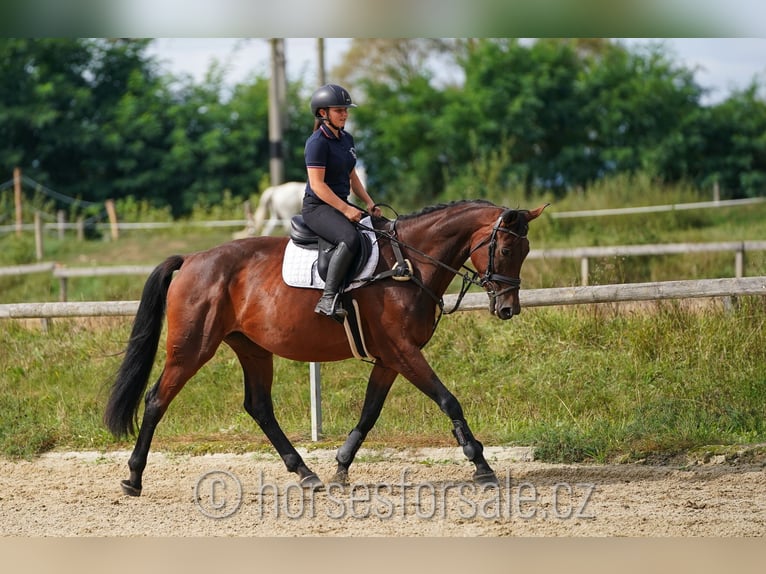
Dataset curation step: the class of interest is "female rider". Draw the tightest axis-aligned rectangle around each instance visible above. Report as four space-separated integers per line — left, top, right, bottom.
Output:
302 84 381 321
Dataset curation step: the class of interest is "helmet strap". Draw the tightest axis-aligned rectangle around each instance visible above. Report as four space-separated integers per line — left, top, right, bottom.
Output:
319 110 343 136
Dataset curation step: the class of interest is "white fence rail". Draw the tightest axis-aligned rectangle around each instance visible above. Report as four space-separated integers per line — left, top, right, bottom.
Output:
3 277 765 319
550 196 765 218
3 239 765 299
527 240 766 286
2 276 765 441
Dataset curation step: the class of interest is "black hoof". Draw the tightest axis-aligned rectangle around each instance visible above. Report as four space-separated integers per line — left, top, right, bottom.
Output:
120 479 142 497
300 473 325 491
474 471 499 486
329 469 349 486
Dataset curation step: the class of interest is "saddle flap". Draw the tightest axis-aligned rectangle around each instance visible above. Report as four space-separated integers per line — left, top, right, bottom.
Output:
290 215 320 248
316 233 373 282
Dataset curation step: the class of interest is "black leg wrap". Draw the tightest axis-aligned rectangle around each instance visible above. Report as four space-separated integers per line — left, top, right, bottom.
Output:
282 453 302 473
452 420 482 461
336 429 364 466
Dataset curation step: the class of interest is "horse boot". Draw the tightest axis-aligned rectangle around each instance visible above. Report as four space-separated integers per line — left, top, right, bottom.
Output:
314 241 355 322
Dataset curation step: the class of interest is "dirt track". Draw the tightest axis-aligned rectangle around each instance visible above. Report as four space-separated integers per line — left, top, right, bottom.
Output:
1 446 764 537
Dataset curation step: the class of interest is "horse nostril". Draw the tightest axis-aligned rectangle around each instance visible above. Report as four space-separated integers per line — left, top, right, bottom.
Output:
499 307 514 320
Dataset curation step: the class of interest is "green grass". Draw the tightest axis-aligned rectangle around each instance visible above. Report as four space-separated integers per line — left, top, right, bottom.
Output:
1 180 765 462
1 298 764 462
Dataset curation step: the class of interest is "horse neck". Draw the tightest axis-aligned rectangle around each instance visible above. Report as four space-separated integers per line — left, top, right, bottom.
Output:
396 202 500 294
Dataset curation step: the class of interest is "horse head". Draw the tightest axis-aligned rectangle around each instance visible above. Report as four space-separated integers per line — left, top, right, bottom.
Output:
470 204 548 320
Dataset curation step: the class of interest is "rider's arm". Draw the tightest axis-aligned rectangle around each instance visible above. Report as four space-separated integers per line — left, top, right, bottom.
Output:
307 167 363 222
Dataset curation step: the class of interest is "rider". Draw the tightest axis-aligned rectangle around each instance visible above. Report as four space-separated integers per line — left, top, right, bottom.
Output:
302 84 381 321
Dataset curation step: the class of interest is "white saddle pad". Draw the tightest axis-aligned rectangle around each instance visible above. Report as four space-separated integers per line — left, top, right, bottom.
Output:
281 216 379 291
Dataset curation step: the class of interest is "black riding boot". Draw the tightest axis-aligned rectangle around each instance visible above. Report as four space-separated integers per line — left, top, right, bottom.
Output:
315 242 355 322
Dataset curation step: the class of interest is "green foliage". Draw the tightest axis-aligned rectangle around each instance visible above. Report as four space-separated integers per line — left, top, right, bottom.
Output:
3 38 764 224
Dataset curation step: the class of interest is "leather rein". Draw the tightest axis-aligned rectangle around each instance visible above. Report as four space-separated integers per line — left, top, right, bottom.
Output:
355 209 527 325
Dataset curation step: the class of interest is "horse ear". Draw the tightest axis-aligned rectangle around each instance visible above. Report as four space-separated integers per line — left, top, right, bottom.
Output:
525 203 550 221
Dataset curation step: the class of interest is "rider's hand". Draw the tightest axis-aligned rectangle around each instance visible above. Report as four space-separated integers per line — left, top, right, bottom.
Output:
344 205 363 222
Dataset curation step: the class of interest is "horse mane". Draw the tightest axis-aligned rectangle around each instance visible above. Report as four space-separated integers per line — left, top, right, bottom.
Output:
398 199 498 221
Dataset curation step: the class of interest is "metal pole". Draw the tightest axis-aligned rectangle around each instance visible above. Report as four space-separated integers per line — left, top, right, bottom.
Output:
309 361 322 441
310 38 326 440
268 38 286 186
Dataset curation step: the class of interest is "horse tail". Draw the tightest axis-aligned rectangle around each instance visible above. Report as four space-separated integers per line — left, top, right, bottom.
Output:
252 186 274 235
104 255 185 438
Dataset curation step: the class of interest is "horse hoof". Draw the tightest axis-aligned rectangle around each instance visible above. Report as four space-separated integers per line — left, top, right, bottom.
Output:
474 471 499 486
300 473 325 491
120 479 142 497
329 470 349 486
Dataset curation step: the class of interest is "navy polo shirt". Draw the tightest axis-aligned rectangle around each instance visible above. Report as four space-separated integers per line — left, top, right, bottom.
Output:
304 124 358 201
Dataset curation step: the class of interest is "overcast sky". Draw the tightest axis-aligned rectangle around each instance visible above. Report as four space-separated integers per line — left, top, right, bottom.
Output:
147 38 766 106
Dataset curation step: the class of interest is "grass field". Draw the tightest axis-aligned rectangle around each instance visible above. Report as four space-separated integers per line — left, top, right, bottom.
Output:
1 298 764 462
1 182 765 462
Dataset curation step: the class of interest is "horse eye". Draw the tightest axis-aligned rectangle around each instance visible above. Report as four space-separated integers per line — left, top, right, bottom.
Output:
501 248 510 256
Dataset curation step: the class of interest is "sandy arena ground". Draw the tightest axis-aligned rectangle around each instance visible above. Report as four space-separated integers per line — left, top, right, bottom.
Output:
1 446 764 537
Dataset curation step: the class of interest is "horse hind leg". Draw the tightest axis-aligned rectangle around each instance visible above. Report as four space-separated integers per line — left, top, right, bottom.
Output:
122 318 225 496
227 333 323 489
122 361 198 496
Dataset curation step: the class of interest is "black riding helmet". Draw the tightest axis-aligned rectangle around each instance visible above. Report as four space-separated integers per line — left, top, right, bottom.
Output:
310 84 357 118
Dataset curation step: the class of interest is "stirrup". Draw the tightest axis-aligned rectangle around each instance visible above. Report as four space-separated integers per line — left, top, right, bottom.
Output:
315 293 347 322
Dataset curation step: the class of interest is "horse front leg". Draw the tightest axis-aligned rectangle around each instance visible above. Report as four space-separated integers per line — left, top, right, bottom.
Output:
331 362 397 485
391 349 498 485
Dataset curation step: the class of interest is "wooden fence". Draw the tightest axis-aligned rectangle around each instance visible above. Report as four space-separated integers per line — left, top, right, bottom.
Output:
3 260 765 442
528 240 766 286
2 277 765 319
2 239 765 300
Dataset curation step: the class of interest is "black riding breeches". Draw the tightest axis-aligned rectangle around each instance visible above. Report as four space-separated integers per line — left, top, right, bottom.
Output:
301 195 361 254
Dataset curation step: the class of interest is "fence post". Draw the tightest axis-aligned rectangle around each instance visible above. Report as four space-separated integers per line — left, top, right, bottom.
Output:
580 256 589 286
14 167 22 237
59 276 68 302
105 199 119 240
34 212 44 260
735 245 744 279
76 217 84 241
57 210 66 240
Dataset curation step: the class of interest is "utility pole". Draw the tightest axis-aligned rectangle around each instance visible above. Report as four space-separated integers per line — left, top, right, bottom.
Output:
268 38 286 186
317 38 326 86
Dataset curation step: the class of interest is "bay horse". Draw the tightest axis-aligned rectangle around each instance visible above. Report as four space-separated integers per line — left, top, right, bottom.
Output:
104 199 547 496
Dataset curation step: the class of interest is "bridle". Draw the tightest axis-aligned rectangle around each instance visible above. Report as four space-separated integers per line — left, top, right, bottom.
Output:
471 210 528 315
356 207 528 320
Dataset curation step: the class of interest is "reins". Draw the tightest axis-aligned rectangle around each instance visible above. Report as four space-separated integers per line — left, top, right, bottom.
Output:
354 208 527 332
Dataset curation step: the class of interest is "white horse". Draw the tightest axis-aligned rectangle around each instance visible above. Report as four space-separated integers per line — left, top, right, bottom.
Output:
251 181 305 236
246 166 367 237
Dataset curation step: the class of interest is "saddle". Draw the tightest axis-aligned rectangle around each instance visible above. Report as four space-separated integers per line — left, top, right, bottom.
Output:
289 215 373 282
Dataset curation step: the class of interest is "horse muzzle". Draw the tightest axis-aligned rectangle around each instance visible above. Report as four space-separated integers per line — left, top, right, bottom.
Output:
483 274 522 320
496 299 521 320
488 289 521 320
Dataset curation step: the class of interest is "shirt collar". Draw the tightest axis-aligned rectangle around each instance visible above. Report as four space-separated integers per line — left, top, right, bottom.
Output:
319 123 344 140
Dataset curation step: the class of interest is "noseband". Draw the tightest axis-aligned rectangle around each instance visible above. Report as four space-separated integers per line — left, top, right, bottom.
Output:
472 210 528 314
355 208 528 321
